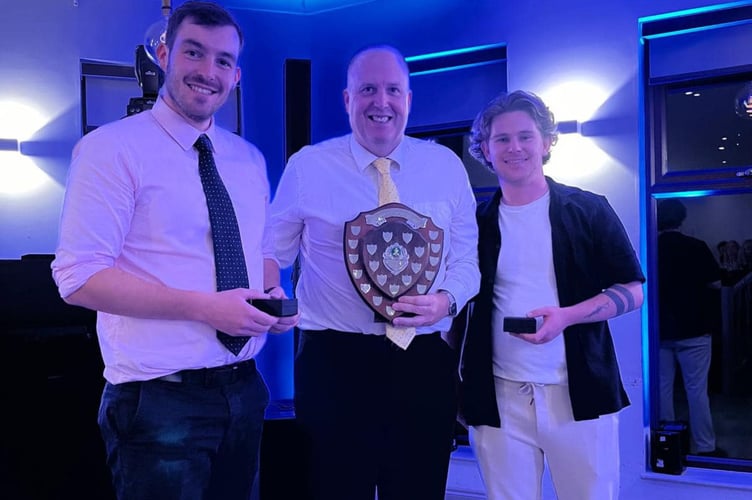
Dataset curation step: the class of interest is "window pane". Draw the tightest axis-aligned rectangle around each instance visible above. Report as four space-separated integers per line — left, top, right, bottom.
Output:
655 193 752 461
664 76 752 173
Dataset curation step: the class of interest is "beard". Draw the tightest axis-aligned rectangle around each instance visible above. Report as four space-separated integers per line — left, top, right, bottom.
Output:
163 68 227 126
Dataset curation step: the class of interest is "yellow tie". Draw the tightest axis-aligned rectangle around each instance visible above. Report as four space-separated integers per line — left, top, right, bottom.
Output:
371 157 416 349
373 157 400 205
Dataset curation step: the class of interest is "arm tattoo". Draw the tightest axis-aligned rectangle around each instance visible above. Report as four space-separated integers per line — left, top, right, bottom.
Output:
585 303 611 319
610 284 635 311
602 289 627 316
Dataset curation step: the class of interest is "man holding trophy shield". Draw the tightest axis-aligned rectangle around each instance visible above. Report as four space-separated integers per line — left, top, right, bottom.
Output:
270 45 480 500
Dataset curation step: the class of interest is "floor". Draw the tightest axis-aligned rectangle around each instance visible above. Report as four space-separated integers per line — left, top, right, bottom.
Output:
674 392 752 460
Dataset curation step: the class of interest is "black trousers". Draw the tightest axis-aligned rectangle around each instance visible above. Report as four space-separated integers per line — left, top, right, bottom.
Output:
99 361 269 500
294 330 458 500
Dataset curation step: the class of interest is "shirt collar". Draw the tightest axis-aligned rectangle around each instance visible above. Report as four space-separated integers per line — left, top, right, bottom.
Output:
349 134 407 172
151 97 218 153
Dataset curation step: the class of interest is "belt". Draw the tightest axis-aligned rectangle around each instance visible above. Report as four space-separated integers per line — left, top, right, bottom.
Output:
306 329 447 343
302 329 448 351
310 329 441 338
156 359 256 387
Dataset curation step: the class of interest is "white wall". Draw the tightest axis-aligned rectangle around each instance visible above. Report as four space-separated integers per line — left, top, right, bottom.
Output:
1 0 159 258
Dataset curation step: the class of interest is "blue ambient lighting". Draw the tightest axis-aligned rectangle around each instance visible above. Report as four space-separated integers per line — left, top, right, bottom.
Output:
410 60 502 77
639 1 749 24
405 43 506 63
653 190 715 198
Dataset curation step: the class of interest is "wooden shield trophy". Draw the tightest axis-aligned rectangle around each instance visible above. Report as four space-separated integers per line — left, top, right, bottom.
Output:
344 202 444 321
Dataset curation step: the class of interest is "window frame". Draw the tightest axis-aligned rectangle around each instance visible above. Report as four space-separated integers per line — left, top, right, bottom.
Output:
641 4 752 474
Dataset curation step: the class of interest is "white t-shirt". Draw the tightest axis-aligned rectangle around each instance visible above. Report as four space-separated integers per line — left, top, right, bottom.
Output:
492 191 568 385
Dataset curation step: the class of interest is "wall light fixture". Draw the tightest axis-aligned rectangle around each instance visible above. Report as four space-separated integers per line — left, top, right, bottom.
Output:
557 120 581 134
0 138 19 151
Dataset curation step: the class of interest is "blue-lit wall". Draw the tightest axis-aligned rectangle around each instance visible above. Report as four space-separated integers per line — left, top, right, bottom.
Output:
2 1 751 497
1 0 156 258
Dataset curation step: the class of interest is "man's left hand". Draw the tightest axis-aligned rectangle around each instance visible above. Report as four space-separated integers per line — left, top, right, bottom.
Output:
264 286 300 334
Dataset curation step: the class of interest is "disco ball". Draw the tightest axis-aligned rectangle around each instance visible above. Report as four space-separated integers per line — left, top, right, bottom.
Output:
144 17 168 65
734 82 752 120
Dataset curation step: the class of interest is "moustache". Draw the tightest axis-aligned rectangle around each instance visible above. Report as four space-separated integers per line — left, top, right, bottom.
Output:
186 75 221 93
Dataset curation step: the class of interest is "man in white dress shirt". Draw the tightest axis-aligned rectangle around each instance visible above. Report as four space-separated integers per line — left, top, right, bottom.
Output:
270 45 480 500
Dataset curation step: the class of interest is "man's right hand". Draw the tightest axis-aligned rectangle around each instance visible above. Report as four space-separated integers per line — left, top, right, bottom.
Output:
202 288 277 337
65 268 280 337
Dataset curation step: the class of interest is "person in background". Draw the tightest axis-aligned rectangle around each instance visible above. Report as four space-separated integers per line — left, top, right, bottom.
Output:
741 238 752 274
719 239 744 285
657 198 725 457
716 241 727 267
459 90 644 500
270 45 480 500
51 2 297 498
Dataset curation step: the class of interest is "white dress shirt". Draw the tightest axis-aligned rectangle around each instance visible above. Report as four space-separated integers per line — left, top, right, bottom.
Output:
52 98 272 383
270 134 480 335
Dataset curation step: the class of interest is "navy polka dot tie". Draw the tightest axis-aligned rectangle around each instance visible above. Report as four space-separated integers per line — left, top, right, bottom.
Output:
195 134 249 355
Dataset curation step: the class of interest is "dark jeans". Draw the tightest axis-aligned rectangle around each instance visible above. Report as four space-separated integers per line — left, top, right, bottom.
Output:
295 330 458 500
98 361 269 500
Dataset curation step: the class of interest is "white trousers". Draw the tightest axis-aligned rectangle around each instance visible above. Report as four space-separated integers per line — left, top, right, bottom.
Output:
470 377 620 500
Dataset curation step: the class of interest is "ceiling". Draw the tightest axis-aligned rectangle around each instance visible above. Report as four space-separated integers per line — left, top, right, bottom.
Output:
221 0 377 15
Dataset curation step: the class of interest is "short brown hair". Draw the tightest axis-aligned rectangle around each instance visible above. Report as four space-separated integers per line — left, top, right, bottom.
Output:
469 90 559 170
165 1 243 50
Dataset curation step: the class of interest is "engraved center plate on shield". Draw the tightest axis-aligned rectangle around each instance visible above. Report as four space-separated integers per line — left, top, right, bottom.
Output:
344 202 444 321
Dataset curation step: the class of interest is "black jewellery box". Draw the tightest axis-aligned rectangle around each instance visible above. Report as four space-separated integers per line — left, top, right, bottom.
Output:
249 298 298 317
